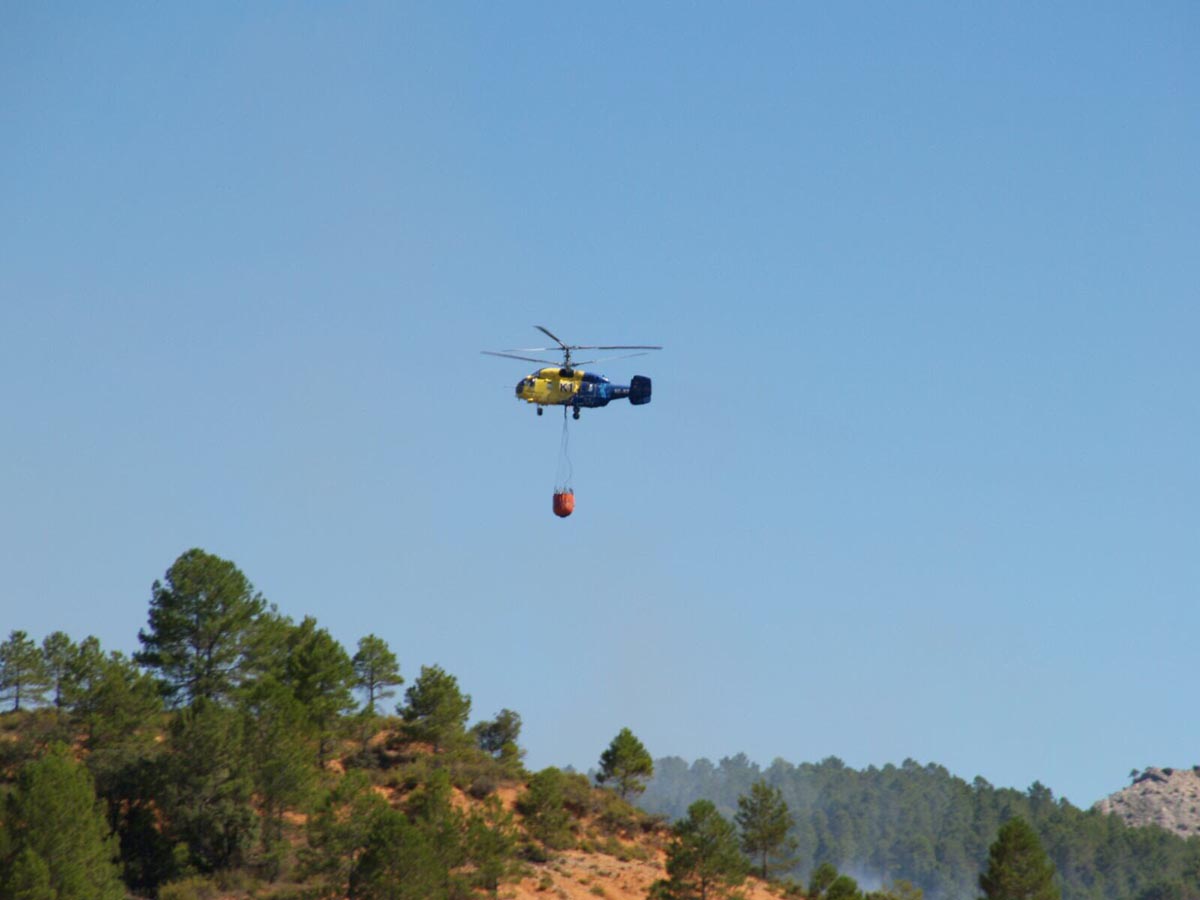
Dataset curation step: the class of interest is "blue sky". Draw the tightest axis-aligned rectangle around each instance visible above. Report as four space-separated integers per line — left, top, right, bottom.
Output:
2 3 1197 807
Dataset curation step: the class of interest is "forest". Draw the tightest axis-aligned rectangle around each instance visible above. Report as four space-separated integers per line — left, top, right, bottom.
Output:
0 549 672 900
639 753 1200 900
1 548 1198 900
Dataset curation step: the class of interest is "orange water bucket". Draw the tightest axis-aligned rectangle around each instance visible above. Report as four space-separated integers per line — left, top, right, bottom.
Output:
552 491 575 517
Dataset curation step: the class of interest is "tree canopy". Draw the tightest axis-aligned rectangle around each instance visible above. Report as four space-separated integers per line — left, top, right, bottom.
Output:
399 664 471 753
640 754 1200 900
1 745 125 900
40 631 75 710
735 779 797 879
597 727 654 800
0 549 541 899
353 634 403 714
135 548 266 705
1 548 1195 900
473 708 524 770
654 799 748 900
979 818 1061 900
0 630 49 712
282 616 357 767
518 767 575 850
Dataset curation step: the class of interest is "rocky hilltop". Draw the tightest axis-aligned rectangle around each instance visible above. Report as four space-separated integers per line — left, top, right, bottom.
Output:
1093 766 1200 836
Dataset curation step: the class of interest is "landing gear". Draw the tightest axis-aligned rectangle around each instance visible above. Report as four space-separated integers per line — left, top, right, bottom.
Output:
572 407 580 420
537 406 544 416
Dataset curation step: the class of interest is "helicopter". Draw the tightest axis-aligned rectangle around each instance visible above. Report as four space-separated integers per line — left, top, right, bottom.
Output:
483 326 661 419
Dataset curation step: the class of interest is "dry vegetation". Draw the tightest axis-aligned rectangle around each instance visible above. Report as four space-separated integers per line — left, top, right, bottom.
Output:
160 718 786 900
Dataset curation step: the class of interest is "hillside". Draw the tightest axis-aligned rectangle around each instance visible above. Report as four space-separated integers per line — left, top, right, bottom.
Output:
1094 767 1200 837
1 550 795 900
1 708 786 900
339 745 784 900
2 550 1196 900
639 754 1200 900
505 848 779 900
348 739 783 900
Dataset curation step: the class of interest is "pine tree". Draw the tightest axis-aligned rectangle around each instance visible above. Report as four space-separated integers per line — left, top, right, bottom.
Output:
406 767 467 887
40 631 75 710
162 699 258 872
349 809 447 900
352 634 403 713
399 664 471 753
6 854 55 900
283 617 357 767
6 847 55 900
473 708 525 772
806 864 864 900
473 708 521 753
827 874 864 900
74 651 163 758
655 799 749 900
978 818 1060 900
135 548 265 705
240 678 315 875
0 630 50 711
301 770 390 897
465 797 517 895
809 862 841 899
735 779 797 879
597 727 654 800
61 635 105 713
3 745 125 900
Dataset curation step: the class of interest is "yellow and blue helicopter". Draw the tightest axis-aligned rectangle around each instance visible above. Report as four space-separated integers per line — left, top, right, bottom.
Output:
483 326 661 419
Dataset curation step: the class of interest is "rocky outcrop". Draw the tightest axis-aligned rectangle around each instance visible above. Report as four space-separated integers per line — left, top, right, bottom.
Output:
1094 767 1200 836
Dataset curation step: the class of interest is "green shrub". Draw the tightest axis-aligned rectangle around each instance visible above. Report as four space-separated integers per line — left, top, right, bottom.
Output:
469 770 500 799
519 768 575 849
387 755 435 791
595 789 639 834
343 746 383 771
268 889 328 900
561 772 596 816
158 875 220 900
521 840 552 863
599 835 648 862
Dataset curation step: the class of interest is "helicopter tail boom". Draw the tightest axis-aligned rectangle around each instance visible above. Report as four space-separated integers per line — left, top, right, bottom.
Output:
629 375 652 405
610 375 652 406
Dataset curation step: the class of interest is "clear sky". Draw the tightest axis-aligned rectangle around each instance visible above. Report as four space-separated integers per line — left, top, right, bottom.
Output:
2 4 1196 808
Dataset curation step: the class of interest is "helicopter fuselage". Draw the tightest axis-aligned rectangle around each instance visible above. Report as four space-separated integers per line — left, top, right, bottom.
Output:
515 367 650 412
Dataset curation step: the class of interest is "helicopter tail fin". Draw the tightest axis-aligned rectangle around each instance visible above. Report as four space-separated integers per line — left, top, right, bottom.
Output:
629 375 652 405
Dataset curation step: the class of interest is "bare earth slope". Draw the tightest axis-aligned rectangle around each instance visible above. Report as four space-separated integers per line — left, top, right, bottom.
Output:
505 848 781 900
361 745 782 900
1093 767 1200 837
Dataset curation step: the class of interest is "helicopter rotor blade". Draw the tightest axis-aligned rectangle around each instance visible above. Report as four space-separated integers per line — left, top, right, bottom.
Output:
570 352 649 366
487 329 660 367
481 351 557 365
570 344 663 351
534 325 569 350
